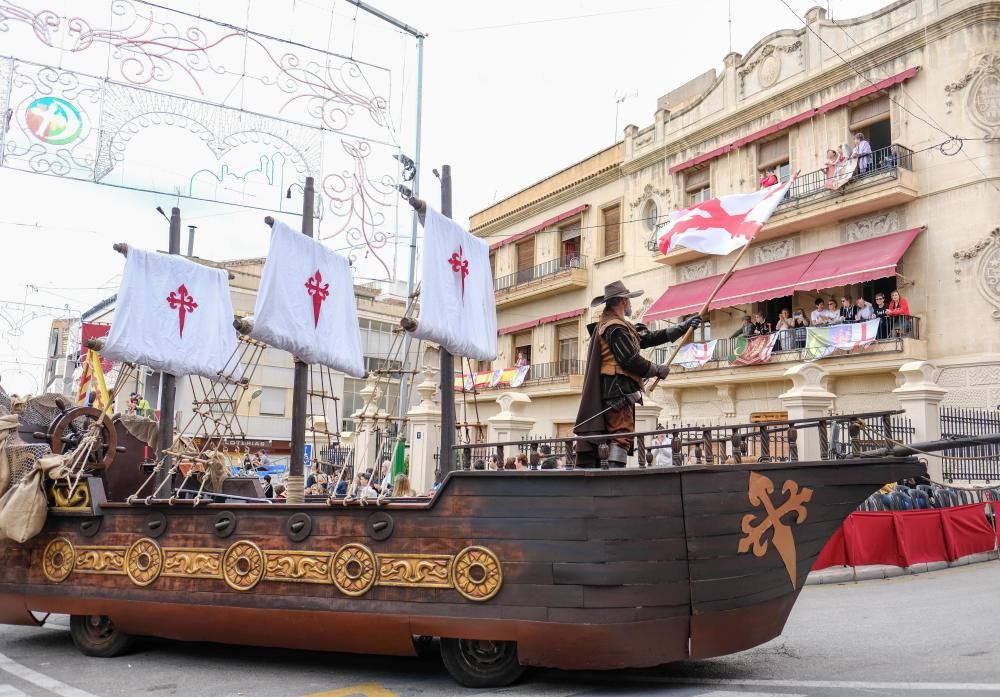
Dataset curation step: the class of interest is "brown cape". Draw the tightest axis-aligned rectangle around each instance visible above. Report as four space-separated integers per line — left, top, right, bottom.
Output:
573 320 614 454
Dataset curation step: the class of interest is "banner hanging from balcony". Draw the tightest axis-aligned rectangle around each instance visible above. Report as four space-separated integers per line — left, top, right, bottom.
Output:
657 176 796 256
730 333 779 366
803 319 881 361
413 207 497 361
676 340 718 369
455 365 530 391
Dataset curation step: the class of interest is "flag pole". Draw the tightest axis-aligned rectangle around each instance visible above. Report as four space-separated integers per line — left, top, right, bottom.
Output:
646 240 751 392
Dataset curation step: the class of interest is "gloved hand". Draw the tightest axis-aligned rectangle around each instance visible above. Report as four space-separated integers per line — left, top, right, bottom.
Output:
648 363 670 380
684 316 703 331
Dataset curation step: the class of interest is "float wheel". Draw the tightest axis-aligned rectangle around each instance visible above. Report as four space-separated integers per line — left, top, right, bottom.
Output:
439 637 525 688
69 615 135 657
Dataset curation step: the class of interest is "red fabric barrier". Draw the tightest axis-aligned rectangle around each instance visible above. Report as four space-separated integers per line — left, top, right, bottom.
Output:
814 503 997 571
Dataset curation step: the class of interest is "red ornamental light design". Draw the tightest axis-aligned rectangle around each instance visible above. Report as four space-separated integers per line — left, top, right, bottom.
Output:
305 269 330 327
448 246 470 301
166 283 198 338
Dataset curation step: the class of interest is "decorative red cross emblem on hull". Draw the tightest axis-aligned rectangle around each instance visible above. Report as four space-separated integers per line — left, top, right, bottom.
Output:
448 246 470 301
166 283 198 338
305 269 330 327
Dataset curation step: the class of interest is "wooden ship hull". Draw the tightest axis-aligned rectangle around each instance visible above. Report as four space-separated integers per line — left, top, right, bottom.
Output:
0 436 923 673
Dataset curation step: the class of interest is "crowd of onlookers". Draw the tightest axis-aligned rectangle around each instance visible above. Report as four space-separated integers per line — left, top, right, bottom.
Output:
758 133 898 194
730 289 911 347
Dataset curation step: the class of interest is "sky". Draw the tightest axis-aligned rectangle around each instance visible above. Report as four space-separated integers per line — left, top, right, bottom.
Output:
0 0 891 395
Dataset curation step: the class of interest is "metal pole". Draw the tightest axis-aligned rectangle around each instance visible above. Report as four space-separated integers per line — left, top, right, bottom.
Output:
156 207 182 494
187 225 196 256
397 34 424 419
286 176 315 504
438 165 455 478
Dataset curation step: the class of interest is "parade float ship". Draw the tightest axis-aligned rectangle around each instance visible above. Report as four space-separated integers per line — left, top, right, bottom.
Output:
0 184 933 688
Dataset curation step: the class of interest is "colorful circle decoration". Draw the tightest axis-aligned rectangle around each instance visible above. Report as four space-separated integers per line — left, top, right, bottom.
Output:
125 538 163 587
42 537 76 583
25 96 84 146
452 546 503 602
331 543 377 597
222 540 265 592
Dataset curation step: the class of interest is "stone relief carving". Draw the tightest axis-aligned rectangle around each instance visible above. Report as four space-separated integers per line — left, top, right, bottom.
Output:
843 210 902 243
751 238 796 265
679 259 715 282
628 183 669 210
952 227 1000 319
944 53 1000 139
738 41 802 95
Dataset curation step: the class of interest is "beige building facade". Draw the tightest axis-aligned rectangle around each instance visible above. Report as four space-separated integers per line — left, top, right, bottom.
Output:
464 0 1000 463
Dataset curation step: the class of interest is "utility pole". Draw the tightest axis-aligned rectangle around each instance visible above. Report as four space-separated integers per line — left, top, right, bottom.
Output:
438 165 455 477
286 176 315 504
187 225 197 256
156 207 182 494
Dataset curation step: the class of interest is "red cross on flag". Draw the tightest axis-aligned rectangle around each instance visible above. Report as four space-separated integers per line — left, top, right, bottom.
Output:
101 248 236 378
250 220 364 377
658 176 797 256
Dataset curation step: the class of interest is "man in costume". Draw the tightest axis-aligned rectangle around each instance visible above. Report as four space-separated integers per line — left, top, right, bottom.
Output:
574 281 701 468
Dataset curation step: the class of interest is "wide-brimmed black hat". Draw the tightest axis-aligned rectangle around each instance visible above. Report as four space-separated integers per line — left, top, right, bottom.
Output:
590 280 644 308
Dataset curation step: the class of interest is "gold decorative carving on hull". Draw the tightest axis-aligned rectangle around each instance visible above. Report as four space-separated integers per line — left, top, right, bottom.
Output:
35 536 504 601
125 538 163 587
42 537 76 583
331 543 377 597
162 549 223 579
377 554 453 588
264 551 332 584
737 471 813 590
452 546 503 601
223 540 265 591
47 481 91 511
75 547 126 575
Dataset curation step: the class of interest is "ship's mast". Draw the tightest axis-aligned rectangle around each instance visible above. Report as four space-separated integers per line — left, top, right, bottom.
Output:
155 207 182 495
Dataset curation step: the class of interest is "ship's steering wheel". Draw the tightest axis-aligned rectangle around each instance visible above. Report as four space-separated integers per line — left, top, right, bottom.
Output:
46 402 118 469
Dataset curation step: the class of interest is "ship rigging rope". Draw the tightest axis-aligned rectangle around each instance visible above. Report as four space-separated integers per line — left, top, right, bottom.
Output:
855 419 1000 464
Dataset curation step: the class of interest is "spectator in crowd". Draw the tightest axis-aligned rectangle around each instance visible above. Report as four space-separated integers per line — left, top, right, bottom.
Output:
810 298 826 326
824 148 845 189
274 483 286 499
774 308 794 351
126 393 138 415
887 289 909 317
538 444 559 469
855 296 874 321
261 474 274 498
885 145 899 168
137 395 152 418
332 472 348 498
503 456 516 470
258 449 271 470
872 292 890 339
759 168 778 188
730 315 755 338
249 451 262 470
305 464 319 490
751 312 769 336
353 471 378 498
791 308 810 348
472 458 486 470
653 434 674 467
514 453 529 469
392 473 416 497
840 296 858 323
851 132 873 173
822 298 841 324
488 454 502 470
515 351 528 368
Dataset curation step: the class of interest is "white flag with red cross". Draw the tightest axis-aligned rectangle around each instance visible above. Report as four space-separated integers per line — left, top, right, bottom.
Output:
657 176 797 256
250 220 365 377
412 207 497 361
101 248 237 378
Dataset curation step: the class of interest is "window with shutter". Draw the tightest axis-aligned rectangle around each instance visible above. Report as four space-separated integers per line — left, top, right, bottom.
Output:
489 251 496 278
513 330 532 365
556 321 578 375
559 221 581 264
757 135 789 170
602 204 621 257
516 239 535 283
849 96 890 130
685 167 711 206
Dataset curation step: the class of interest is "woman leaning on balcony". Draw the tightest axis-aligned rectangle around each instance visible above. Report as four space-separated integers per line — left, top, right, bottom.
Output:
886 290 911 337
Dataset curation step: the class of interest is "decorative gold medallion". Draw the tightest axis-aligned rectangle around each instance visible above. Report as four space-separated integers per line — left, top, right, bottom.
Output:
222 540 265 591
452 546 503 601
42 537 75 583
125 538 163 587
737 471 813 589
331 543 377 597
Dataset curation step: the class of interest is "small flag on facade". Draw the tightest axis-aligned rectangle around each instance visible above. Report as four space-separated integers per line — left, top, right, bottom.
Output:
675 340 718 369
730 333 779 366
804 319 881 360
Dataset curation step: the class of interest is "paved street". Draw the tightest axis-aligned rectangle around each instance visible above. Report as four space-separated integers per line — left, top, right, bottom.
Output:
0 562 997 697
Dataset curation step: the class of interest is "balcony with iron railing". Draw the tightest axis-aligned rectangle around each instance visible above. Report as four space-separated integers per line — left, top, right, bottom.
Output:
457 360 584 397
650 143 918 262
653 316 924 380
493 254 589 308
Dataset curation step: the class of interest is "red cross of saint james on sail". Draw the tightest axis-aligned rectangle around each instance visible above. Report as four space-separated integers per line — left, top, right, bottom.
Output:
448 246 470 301
166 284 198 338
305 270 330 327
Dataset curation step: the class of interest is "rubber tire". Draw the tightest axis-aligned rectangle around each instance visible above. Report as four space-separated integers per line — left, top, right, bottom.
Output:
69 615 135 658
411 634 437 660
439 637 526 688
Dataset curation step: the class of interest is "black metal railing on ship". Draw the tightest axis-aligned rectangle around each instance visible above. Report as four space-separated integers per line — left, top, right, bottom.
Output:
494 254 586 292
940 407 1000 482
449 409 912 470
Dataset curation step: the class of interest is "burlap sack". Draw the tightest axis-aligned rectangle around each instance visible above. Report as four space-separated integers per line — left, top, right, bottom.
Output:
0 414 18 497
0 454 72 543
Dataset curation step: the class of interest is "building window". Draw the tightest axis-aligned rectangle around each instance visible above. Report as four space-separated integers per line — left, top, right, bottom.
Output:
513 330 532 366
515 238 535 283
341 377 399 432
601 203 621 257
559 221 581 264
258 387 287 416
850 96 891 162
475 359 492 373
556 321 578 374
643 199 659 231
685 167 711 206
489 251 496 278
757 135 791 184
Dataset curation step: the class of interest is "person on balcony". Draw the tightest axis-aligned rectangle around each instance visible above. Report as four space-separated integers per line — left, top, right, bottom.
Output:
851 132 873 174
840 296 858 323
730 315 755 338
822 298 842 324
574 281 699 468
791 309 810 348
885 145 899 169
886 290 911 337
759 169 779 188
775 308 794 351
751 312 770 336
810 298 827 326
855 296 874 321
872 293 889 339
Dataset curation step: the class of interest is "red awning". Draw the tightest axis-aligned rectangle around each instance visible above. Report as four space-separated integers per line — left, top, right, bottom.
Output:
489 204 589 251
793 227 922 292
498 307 585 335
644 228 922 321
